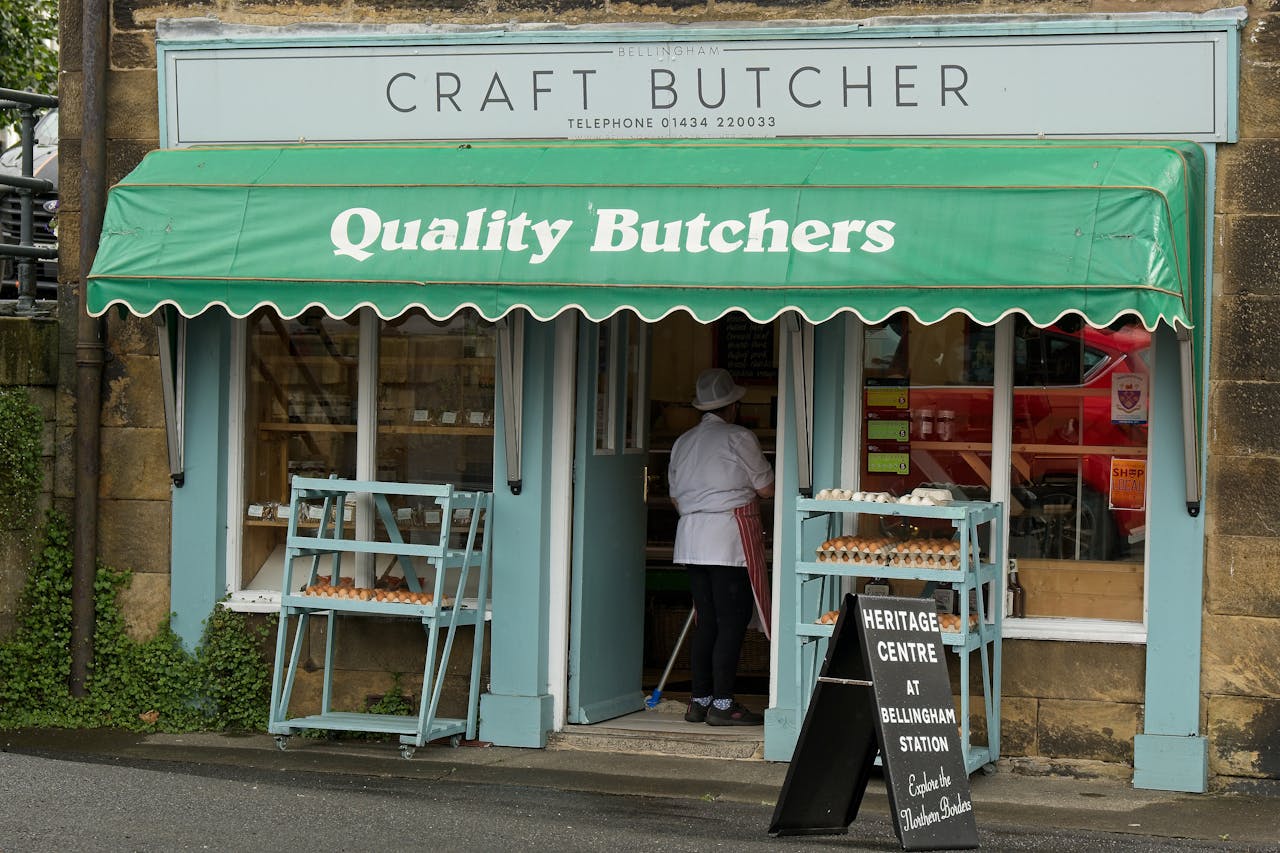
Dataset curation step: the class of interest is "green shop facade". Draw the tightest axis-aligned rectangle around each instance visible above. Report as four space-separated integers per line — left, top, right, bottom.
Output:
88 12 1241 792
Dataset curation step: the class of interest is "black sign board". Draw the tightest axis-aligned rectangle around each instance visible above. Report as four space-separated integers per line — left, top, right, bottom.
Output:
770 594 978 851
714 314 776 382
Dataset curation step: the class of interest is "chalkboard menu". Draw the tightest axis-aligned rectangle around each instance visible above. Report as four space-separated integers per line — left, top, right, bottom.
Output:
714 314 776 382
770 594 978 851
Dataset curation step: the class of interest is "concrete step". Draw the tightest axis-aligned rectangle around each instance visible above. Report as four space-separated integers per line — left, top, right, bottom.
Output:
548 706 765 760
549 726 764 760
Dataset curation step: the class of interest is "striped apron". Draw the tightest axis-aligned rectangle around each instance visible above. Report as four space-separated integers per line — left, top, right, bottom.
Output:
733 500 771 640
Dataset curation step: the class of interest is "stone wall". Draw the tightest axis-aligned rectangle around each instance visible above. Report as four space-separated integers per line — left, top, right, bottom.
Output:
0 318 62 638
52 0 1280 781
1204 8 1280 787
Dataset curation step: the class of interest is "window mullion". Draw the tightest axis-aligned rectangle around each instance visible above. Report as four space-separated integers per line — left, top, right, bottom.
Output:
355 307 379 587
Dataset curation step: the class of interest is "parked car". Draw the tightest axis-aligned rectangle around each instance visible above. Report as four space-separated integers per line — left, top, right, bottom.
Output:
0 107 59 298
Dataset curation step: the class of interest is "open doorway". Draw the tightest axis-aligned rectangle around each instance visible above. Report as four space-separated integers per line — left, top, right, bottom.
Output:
640 312 779 717
565 309 779 731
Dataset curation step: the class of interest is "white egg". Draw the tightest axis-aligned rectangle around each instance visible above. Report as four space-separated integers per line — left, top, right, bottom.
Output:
816 488 832 500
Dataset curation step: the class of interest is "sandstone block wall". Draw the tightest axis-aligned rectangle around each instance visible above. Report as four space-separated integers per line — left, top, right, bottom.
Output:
0 318 61 638
1205 7 1280 785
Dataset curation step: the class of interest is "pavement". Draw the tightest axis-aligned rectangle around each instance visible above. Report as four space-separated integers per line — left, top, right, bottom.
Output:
2 724 1277 848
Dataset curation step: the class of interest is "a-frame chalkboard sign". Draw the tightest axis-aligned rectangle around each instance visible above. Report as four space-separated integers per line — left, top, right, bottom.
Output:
769 593 979 851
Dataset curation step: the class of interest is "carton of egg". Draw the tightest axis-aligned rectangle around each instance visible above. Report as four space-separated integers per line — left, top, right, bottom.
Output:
814 488 897 503
815 535 892 564
885 538 962 569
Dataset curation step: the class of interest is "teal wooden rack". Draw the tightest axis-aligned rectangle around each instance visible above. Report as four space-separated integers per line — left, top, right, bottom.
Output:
268 476 492 758
793 497 1003 775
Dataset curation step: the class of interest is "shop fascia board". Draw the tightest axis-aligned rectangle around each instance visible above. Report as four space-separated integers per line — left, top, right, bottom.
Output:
155 9 1248 47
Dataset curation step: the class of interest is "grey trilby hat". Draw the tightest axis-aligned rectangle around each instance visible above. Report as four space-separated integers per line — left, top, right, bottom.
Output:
692 368 747 411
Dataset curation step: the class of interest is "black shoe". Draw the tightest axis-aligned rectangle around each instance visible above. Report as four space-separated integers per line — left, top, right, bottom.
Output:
685 701 708 723
706 701 763 726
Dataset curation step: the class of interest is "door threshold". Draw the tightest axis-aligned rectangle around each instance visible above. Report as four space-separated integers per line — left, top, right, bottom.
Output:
551 707 765 760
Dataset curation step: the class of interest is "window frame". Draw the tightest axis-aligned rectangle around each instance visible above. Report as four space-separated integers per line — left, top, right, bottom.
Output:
223 308 500 612
852 314 1150 644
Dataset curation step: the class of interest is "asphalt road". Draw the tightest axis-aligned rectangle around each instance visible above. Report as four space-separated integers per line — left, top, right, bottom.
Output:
0 750 1267 852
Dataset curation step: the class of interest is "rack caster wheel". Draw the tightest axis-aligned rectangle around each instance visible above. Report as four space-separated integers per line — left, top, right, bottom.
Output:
981 763 998 776
274 735 290 752
399 744 416 760
449 735 462 748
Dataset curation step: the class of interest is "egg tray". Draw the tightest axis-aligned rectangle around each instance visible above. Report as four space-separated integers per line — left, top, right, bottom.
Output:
939 612 981 632
302 583 453 606
815 535 962 568
814 535 895 565
887 555 962 570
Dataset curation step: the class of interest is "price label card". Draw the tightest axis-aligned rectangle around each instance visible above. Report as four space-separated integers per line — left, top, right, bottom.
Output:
440 411 458 425
868 451 910 474
866 387 909 410
468 411 486 425
867 419 910 442
424 510 442 525
412 409 432 423
247 504 266 519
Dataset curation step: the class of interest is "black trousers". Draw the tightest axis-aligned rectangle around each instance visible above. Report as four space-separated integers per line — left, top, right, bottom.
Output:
685 563 753 700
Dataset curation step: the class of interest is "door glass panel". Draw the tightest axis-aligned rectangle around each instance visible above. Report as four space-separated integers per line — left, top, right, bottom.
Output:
1008 317 1149 621
623 312 646 451
595 319 617 453
240 308 360 590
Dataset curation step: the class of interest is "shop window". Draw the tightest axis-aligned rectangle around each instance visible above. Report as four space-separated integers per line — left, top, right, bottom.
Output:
376 309 495 488
1007 317 1149 622
234 307 495 598
861 313 996 505
859 313 1148 627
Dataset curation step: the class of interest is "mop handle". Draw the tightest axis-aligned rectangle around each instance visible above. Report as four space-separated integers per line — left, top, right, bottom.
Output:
647 608 695 707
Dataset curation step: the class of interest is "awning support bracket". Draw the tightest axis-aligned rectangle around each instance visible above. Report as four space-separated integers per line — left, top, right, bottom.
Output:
786 313 813 497
155 308 186 487
498 312 525 495
1178 329 1201 517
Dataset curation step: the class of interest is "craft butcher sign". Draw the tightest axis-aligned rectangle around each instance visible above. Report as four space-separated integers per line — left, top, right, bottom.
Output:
770 594 978 851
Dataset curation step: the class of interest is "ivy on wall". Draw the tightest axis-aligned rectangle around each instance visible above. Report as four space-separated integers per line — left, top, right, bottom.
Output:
0 387 45 532
0 512 276 731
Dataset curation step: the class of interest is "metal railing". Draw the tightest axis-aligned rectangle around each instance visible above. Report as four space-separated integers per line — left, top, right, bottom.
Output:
0 88 59 315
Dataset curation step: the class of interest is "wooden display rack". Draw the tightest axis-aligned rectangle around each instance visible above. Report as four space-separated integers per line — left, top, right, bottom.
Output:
268 476 492 758
793 496 1004 775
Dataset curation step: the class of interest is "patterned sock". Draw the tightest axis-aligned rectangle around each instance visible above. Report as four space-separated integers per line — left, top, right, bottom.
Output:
712 698 732 711
692 696 712 707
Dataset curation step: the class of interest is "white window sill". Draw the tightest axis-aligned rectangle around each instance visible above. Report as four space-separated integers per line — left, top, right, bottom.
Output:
1002 616 1146 644
224 590 282 613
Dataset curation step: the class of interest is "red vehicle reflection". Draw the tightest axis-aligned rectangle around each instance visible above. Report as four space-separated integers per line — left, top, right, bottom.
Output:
871 315 1150 562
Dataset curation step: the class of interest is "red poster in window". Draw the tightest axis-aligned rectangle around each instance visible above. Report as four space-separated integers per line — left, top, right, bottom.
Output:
1108 458 1147 511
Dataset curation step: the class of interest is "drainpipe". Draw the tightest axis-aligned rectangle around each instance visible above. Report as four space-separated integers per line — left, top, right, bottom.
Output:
71 0 108 696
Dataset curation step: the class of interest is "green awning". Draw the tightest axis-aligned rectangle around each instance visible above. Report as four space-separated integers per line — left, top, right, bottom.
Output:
87 138 1204 331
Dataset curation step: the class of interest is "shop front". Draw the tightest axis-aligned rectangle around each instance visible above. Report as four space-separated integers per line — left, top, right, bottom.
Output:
86 13 1238 793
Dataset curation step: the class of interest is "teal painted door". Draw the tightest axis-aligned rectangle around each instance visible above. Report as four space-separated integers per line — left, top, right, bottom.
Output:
568 314 650 723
